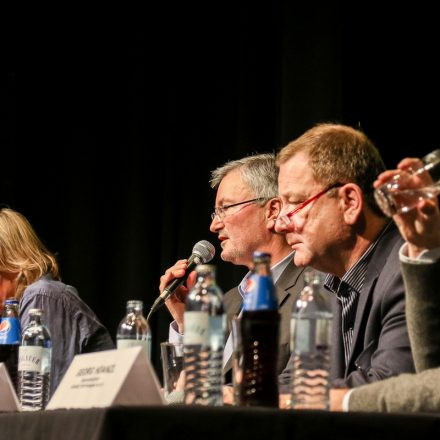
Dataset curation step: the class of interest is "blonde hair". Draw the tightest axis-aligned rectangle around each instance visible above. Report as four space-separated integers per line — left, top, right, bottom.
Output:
277 123 386 216
0 208 59 298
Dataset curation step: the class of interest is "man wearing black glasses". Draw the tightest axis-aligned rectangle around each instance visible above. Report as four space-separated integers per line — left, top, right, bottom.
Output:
160 153 306 383
275 123 415 389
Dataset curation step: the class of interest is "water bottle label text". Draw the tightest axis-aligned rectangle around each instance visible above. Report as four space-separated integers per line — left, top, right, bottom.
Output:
184 312 209 345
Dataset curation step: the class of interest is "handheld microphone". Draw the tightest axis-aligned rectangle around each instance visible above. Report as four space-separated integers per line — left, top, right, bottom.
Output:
147 240 216 320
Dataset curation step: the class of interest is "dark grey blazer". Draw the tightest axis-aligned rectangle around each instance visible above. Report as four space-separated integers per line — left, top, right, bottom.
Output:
222 261 306 375
349 257 440 412
331 225 415 387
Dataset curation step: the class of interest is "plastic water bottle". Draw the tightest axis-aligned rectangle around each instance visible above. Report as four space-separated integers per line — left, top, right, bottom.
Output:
290 269 332 410
116 300 151 359
18 308 52 411
0 299 21 389
183 264 224 406
239 251 279 407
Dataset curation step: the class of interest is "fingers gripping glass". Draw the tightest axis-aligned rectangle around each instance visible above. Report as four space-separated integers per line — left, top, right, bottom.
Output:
211 198 266 220
277 183 342 227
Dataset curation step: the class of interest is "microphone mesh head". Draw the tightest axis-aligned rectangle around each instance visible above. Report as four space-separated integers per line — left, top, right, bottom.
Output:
192 240 215 263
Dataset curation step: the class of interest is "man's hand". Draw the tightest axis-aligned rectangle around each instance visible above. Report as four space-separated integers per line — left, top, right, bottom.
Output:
374 157 440 258
223 385 235 405
279 394 291 409
330 388 350 412
159 259 197 333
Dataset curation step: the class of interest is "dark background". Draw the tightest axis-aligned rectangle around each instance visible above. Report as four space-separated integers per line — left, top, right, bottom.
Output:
1 2 439 375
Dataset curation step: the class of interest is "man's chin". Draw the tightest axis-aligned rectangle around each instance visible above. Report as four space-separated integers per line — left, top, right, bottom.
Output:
293 252 311 268
220 250 232 262
220 250 239 265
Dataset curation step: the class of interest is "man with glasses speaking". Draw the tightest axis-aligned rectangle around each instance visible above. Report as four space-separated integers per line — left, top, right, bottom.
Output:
275 123 415 388
159 153 306 380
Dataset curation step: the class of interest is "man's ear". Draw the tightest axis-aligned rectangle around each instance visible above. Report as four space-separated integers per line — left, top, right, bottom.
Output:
265 198 281 230
339 184 363 225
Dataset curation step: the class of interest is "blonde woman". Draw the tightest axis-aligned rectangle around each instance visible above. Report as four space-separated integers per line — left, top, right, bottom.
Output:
0 208 114 396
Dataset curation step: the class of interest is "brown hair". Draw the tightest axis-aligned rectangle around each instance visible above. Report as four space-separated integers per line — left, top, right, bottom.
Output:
277 123 386 215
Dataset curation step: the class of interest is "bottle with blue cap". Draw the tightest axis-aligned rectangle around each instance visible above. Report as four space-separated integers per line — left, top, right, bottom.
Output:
239 251 279 407
0 299 21 389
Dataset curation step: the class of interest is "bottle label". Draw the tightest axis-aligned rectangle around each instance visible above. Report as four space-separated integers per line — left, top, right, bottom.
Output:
291 318 310 353
117 339 151 359
184 311 209 345
18 346 51 373
41 348 51 374
316 316 332 347
0 317 21 345
291 316 332 352
210 315 225 351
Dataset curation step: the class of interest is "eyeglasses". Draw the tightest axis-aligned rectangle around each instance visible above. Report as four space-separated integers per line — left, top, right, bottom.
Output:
211 197 266 221
276 183 342 227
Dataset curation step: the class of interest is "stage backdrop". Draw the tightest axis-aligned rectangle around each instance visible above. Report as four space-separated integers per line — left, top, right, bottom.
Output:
1 2 439 378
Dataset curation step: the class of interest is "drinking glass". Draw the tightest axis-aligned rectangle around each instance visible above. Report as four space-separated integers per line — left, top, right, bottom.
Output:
230 317 243 405
160 342 185 404
374 149 440 217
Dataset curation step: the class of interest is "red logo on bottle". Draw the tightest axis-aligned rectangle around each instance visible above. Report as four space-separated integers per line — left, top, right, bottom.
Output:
0 320 11 333
245 277 256 293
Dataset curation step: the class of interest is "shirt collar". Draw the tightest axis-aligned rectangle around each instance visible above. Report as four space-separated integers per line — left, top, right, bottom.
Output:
325 221 392 294
271 251 295 283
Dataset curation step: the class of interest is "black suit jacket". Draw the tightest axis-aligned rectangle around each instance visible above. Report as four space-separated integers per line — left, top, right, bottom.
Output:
331 225 415 387
222 261 306 375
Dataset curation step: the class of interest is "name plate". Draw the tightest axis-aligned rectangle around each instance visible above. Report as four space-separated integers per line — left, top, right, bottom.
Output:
0 363 20 412
46 346 164 410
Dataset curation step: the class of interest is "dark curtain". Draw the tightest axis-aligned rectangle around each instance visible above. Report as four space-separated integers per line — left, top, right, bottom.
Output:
1 1 439 377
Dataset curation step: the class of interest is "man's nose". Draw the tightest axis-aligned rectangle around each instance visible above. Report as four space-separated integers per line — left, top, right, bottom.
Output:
209 215 223 233
274 218 288 234
275 216 297 234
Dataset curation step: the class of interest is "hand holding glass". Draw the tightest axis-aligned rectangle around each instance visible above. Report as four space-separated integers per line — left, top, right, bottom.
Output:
374 149 440 217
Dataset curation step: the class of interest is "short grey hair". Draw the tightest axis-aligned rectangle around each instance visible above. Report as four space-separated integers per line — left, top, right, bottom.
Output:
210 153 278 200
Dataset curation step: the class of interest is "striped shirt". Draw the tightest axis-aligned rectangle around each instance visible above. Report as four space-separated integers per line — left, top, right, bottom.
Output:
324 222 392 367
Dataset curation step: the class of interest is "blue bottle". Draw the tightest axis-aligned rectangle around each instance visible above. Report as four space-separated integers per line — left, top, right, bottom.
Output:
240 251 279 407
0 299 21 389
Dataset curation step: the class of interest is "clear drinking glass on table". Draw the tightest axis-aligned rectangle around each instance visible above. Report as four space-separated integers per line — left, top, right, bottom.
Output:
160 342 185 404
230 316 243 406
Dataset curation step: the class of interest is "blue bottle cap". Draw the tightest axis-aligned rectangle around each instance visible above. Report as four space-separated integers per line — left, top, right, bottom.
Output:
252 251 271 259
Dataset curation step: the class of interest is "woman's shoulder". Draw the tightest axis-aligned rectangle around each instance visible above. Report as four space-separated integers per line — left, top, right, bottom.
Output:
21 274 81 307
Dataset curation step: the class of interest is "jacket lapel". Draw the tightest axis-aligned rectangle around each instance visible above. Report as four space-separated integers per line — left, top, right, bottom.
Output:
275 262 306 306
344 225 401 374
344 264 379 373
223 286 242 332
